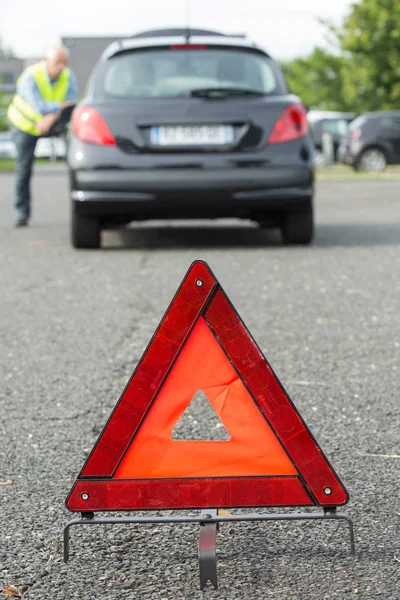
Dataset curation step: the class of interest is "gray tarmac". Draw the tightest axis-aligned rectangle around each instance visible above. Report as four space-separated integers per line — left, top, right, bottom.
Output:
0 169 399 599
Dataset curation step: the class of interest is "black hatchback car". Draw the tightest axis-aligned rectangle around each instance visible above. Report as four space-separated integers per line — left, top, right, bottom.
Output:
339 110 400 172
68 28 315 248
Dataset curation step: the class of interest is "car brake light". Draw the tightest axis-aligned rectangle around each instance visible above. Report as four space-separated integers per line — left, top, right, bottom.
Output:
72 106 116 146
350 128 360 140
268 104 308 144
170 44 207 50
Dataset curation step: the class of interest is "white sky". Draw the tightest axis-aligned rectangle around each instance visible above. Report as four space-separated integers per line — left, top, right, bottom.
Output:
2 0 352 60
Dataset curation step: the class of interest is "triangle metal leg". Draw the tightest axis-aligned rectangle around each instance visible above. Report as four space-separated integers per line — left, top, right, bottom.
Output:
198 509 218 590
63 508 355 586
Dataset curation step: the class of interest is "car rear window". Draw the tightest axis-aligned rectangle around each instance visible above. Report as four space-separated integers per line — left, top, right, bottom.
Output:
349 116 366 130
103 48 282 98
321 119 349 136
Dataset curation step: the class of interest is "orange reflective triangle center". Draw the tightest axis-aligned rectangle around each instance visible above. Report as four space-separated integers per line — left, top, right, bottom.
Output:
66 260 348 512
116 318 297 479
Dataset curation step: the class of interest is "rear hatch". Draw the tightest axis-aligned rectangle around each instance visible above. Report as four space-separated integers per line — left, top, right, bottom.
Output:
75 44 307 154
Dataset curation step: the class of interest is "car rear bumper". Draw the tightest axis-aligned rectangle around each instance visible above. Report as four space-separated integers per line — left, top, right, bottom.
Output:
71 166 313 219
73 165 312 191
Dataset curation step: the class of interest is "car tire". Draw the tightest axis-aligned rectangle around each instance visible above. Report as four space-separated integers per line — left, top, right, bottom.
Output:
71 210 101 249
356 148 387 172
281 203 314 245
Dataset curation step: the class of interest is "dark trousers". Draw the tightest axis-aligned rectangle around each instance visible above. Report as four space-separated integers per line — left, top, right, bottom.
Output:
11 126 38 220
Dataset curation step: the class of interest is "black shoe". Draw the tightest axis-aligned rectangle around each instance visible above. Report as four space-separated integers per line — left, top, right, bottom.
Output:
15 217 29 228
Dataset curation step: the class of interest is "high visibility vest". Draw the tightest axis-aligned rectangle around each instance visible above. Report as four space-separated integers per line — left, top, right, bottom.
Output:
7 61 70 136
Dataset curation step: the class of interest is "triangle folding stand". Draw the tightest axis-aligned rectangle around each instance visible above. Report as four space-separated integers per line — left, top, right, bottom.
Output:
64 261 355 590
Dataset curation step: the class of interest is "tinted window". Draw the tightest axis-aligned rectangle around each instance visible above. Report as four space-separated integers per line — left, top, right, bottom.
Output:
349 116 366 130
104 49 281 98
321 119 349 136
380 116 400 130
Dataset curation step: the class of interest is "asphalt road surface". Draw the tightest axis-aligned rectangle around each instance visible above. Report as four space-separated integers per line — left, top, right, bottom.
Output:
1 167 399 599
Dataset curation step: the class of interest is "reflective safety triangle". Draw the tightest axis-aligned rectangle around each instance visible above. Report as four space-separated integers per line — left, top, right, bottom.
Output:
66 260 349 512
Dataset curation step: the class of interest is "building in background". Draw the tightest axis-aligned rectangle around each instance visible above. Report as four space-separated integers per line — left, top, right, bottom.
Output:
0 57 25 92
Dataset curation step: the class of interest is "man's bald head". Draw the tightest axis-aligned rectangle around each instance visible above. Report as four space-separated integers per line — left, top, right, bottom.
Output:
45 45 70 80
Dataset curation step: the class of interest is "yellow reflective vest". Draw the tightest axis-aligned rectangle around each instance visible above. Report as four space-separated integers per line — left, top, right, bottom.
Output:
8 61 70 136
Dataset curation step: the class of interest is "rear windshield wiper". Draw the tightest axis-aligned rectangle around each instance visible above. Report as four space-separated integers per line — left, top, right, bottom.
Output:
187 87 266 98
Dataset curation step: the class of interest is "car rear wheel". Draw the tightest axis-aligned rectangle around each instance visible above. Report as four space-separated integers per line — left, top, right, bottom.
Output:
281 204 314 245
356 148 387 172
71 210 101 249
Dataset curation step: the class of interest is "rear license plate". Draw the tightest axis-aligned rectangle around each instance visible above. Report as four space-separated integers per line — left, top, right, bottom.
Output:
151 125 234 146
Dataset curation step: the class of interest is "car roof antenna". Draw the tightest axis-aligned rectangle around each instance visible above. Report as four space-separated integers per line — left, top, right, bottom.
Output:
185 0 191 42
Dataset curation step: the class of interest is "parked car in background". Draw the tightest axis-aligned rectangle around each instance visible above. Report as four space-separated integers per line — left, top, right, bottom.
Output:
339 111 400 172
0 131 17 159
0 131 66 160
67 28 315 249
35 136 67 159
307 111 356 165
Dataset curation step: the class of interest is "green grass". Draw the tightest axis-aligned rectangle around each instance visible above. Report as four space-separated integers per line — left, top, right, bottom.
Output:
0 158 63 171
0 159 16 171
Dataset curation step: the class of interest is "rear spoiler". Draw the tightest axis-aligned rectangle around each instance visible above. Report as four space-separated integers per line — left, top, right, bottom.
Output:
104 40 271 61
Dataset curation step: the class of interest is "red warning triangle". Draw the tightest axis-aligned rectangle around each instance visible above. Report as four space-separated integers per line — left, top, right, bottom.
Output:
66 261 348 512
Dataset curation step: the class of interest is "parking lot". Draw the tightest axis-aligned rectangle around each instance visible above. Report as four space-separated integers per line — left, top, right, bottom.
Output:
0 168 399 599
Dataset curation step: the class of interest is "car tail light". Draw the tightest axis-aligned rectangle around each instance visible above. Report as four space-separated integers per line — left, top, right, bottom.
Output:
72 106 116 146
350 128 360 140
268 104 308 144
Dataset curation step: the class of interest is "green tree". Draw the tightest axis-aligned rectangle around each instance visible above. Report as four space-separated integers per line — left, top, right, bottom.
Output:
281 48 351 111
281 0 400 113
0 90 13 132
339 0 400 111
